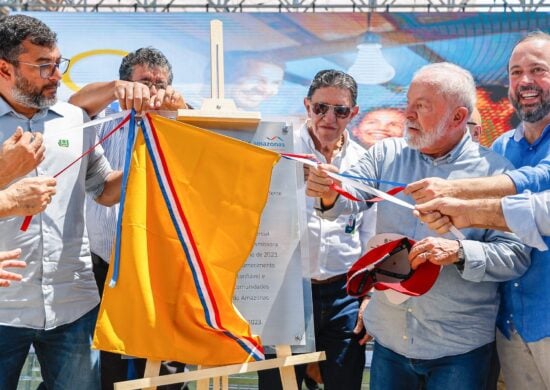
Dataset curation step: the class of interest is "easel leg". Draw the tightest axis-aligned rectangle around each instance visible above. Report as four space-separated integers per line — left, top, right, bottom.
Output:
196 366 229 390
276 345 299 390
196 365 209 390
143 360 161 390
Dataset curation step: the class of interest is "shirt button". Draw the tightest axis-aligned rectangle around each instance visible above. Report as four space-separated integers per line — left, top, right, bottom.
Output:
402 335 408 340
514 283 519 287
506 320 510 324
407 308 413 313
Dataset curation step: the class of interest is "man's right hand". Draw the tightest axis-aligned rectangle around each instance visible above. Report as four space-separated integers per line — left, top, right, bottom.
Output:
353 296 373 345
0 248 26 287
0 128 45 187
414 197 473 234
1 176 57 216
305 163 340 209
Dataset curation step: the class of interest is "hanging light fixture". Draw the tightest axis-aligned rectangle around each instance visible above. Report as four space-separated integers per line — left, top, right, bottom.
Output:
348 14 395 85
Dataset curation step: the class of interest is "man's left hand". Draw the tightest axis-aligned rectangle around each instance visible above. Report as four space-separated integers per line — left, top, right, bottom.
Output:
151 86 187 111
409 237 460 270
0 248 26 287
353 296 373 345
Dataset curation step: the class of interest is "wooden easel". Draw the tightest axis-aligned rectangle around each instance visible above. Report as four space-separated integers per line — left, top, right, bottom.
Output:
114 18 324 390
177 19 261 130
113 350 325 390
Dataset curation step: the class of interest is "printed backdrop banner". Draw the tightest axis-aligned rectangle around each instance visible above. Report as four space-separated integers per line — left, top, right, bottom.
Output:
22 11 550 147
93 114 279 364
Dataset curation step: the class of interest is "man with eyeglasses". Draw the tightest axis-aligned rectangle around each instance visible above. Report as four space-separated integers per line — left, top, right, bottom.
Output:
259 70 376 390
406 32 550 388
0 15 122 389
69 47 188 390
467 107 482 143
306 63 530 389
69 47 186 117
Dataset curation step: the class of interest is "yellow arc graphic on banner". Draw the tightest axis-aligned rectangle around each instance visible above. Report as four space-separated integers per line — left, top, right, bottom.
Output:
62 49 129 92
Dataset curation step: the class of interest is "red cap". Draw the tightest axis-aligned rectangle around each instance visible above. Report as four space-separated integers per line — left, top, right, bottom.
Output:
347 236 441 298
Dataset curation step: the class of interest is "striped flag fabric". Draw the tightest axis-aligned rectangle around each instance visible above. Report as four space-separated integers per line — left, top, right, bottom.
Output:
93 113 279 364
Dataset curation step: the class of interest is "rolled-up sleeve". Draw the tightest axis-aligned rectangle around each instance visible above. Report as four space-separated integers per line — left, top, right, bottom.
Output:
502 191 550 251
505 157 550 194
85 137 113 199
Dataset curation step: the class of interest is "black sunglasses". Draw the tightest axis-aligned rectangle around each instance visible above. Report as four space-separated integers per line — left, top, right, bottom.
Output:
311 102 353 119
350 238 414 296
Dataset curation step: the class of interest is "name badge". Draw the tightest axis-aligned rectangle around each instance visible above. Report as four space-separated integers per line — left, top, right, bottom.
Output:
345 214 356 234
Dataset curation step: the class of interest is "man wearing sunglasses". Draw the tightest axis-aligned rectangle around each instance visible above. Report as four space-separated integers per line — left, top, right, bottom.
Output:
0 15 123 389
260 70 376 390
306 63 530 389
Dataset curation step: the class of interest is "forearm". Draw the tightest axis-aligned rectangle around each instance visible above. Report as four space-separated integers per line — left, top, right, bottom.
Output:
451 175 517 199
465 198 510 232
95 170 122 206
0 190 17 218
69 81 117 117
0 172 15 189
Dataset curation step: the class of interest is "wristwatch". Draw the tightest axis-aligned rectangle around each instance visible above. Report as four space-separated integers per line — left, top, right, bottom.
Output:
455 240 465 271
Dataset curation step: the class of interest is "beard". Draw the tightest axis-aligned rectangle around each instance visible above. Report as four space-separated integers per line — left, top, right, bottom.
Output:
510 85 550 124
11 71 58 110
405 112 450 150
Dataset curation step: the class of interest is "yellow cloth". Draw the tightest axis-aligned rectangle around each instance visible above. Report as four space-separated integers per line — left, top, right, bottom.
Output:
93 114 278 364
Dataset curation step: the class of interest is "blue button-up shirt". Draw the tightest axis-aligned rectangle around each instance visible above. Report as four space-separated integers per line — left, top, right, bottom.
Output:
319 133 530 359
493 123 550 342
0 97 112 330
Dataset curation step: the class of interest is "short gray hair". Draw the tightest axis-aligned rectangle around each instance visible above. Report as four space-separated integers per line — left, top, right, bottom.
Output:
0 15 57 64
307 70 358 106
119 47 173 84
413 62 476 115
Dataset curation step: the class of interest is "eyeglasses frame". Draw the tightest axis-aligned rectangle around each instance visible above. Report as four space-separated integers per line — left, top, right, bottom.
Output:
15 58 71 79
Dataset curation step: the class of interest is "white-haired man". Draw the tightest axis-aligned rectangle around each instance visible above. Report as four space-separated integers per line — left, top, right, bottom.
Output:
306 62 530 389
406 31 550 388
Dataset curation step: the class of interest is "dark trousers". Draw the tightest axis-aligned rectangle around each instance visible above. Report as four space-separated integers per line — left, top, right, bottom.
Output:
370 341 493 390
92 253 187 390
258 277 365 390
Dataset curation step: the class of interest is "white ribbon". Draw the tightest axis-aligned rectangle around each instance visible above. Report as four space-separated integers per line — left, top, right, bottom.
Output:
289 155 465 239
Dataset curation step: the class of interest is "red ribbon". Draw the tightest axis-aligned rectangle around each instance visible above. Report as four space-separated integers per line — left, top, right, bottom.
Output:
20 114 131 232
281 153 405 204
